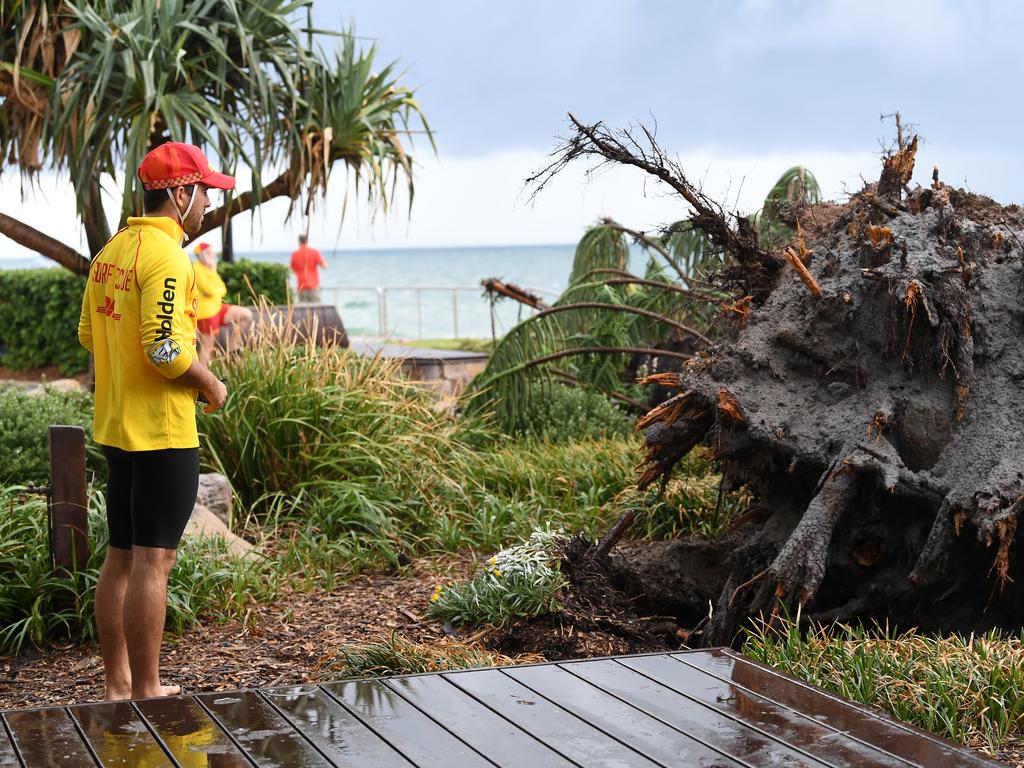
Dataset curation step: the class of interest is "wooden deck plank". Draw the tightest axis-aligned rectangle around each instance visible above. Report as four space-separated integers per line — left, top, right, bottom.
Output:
561 658 830 768
382 674 576 768
0 718 22 768
444 667 662 768
503 664 747 767
260 685 411 767
196 690 333 768
69 701 173 768
321 679 493 767
1 650 1000 767
4 708 96 767
620 654 909 768
678 651 1004 768
134 695 250 767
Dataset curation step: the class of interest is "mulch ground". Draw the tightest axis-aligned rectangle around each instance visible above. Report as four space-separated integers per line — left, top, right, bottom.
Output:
0 566 454 711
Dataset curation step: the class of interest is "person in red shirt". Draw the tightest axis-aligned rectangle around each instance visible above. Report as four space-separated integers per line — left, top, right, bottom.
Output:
289 234 326 303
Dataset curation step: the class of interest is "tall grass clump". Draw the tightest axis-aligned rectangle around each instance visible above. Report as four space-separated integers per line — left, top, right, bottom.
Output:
200 314 745 579
743 616 1024 754
200 323 478 569
0 487 273 653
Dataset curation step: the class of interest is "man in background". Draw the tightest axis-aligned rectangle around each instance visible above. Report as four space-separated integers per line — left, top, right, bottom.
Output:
290 234 326 302
78 141 230 700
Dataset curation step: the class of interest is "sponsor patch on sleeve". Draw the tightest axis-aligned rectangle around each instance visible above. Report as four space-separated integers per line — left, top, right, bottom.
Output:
147 339 181 367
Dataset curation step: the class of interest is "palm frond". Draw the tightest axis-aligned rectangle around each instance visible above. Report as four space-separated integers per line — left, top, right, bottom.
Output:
2 0 431 240
755 165 822 250
473 164 820 433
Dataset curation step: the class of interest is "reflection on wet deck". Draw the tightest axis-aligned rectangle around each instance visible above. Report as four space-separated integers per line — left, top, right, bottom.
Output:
0 649 1001 767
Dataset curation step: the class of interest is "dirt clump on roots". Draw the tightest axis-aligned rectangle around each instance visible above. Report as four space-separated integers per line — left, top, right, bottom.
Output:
484 536 681 659
627 130 1024 645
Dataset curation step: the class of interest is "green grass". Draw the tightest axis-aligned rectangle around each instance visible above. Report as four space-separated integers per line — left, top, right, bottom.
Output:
199 325 668 579
0 328 747 653
401 337 494 353
0 486 274 653
743 616 1024 755
197 324 746 583
324 633 540 678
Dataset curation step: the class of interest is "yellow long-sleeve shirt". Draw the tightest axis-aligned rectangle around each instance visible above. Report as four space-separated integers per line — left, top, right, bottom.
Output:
78 216 200 451
193 260 227 320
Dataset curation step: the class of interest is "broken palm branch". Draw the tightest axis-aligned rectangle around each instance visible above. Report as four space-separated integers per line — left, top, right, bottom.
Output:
481 278 551 310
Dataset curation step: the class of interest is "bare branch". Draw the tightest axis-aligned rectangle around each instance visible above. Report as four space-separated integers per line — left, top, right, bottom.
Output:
526 114 771 270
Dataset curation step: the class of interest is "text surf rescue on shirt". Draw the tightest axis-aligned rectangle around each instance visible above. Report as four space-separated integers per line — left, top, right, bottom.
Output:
78 216 201 451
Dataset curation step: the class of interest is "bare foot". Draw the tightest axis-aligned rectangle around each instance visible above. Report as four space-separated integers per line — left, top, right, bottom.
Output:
104 686 132 701
132 683 181 699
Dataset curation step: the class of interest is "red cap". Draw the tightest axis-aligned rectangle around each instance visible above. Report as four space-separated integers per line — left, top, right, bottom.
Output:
138 142 235 191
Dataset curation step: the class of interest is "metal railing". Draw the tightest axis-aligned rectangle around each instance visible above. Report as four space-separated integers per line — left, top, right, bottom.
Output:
317 284 559 339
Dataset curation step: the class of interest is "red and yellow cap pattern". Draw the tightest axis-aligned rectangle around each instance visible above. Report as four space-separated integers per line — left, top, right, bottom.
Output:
137 142 236 191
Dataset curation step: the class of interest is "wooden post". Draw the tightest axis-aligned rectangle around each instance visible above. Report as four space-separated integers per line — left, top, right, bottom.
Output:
48 425 90 571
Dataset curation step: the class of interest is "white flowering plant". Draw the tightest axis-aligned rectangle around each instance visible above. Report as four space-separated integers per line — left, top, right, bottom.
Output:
428 528 568 628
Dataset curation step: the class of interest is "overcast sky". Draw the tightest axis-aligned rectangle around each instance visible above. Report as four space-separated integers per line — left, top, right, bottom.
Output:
4 0 1021 258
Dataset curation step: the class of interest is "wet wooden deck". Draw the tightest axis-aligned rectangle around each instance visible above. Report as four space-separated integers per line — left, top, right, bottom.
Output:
0 649 1000 767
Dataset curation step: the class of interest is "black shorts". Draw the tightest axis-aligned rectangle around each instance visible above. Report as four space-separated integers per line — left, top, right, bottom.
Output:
102 445 199 550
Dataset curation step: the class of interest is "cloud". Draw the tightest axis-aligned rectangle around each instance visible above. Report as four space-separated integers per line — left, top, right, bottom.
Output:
4 140 1019 263
716 0 1012 72
229 144 880 252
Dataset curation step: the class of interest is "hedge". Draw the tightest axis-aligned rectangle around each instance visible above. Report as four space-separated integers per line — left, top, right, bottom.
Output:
0 260 289 374
0 269 89 374
0 385 104 485
218 259 290 306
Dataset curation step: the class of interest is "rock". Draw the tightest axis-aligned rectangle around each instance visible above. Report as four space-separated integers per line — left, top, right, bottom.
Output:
18 378 85 396
46 378 85 393
196 473 233 526
184 503 255 559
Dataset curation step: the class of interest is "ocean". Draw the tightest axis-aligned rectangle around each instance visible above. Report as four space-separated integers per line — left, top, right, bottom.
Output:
0 244 596 339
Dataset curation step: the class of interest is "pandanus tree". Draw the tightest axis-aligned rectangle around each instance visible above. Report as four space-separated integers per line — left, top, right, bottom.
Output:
471 119 819 435
0 0 431 273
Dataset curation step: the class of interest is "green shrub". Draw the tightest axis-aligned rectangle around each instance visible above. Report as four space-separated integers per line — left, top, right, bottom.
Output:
0 385 104 485
0 268 89 374
0 487 274 653
499 382 633 442
743 617 1024 755
218 259 289 306
428 529 567 627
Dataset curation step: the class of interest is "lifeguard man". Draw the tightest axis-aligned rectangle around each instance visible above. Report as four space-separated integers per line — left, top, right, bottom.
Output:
78 141 231 700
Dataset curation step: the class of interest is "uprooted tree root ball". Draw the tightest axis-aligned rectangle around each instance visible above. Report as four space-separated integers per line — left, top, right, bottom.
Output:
536 116 1024 645
639 138 1024 644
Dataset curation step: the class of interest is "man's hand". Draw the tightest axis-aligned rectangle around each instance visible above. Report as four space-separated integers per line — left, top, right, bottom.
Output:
174 357 228 413
200 378 228 414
